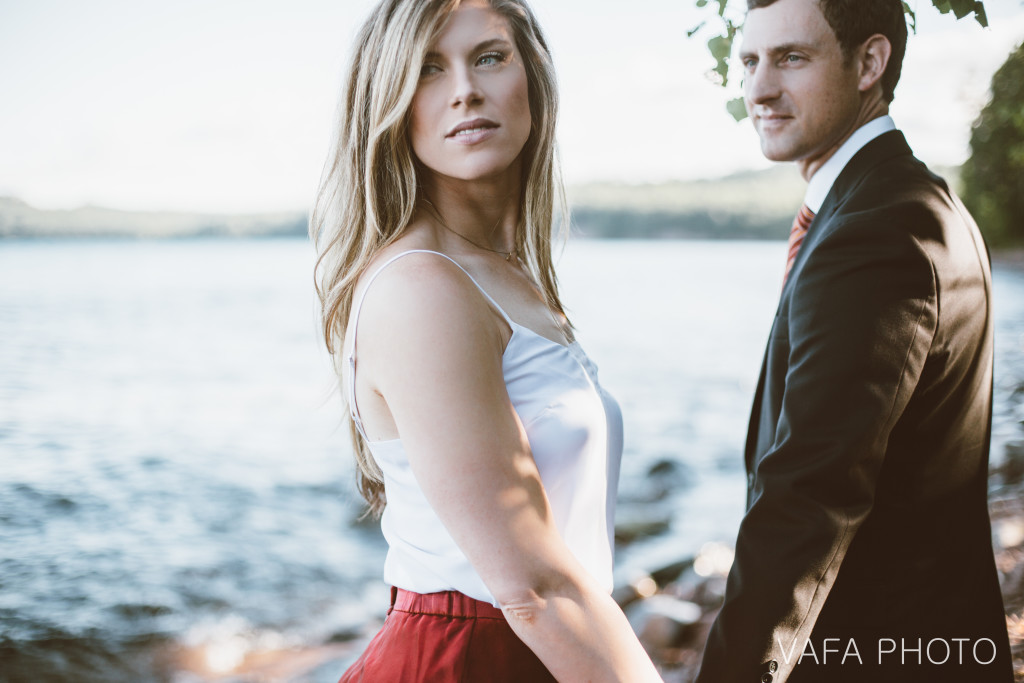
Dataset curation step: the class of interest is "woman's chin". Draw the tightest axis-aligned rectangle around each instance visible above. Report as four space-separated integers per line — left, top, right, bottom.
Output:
426 162 523 186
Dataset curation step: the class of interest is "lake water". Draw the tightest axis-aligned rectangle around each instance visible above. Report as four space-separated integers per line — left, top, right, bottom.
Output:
2 238 1023 682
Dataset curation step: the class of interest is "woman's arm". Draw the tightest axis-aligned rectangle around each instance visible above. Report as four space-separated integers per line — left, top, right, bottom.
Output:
355 253 661 683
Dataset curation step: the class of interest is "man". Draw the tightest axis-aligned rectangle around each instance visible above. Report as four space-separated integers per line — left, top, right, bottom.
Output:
695 1 1014 681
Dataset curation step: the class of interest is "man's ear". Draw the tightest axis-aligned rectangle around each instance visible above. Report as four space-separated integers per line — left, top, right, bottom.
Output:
857 34 892 93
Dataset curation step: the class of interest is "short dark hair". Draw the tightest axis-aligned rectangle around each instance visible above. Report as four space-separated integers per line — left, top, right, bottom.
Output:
747 0 908 102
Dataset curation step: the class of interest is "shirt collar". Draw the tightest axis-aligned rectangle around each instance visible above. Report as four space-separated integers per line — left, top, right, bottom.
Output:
804 115 896 213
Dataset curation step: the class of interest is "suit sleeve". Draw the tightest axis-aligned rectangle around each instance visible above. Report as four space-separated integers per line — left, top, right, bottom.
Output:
696 213 939 683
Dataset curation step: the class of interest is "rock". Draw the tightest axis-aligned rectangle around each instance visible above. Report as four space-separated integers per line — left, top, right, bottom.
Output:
648 458 691 484
613 557 697 610
1002 441 1024 486
618 458 692 505
627 595 703 653
612 572 659 609
997 547 1024 613
613 583 643 609
650 557 695 586
691 575 728 608
666 568 728 610
614 506 672 545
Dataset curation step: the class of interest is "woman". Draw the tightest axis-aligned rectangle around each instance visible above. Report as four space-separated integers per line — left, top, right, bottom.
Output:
311 0 661 680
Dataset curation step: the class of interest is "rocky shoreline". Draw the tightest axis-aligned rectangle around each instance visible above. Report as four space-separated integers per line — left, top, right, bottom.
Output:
620 255 1024 681
167 252 1024 682
168 461 1024 683
621 478 1024 682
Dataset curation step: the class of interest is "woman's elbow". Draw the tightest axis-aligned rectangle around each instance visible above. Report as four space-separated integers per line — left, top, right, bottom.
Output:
498 591 547 626
492 571 583 627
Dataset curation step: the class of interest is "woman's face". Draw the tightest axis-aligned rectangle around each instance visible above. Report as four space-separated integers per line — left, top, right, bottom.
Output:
409 0 532 185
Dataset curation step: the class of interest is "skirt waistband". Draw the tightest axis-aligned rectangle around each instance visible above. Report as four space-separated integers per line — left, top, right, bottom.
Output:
390 587 505 620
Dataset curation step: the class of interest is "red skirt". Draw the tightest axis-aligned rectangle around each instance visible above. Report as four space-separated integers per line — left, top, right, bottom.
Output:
339 587 557 682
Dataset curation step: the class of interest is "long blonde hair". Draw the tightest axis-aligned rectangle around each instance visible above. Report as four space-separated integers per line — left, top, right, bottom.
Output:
311 0 568 516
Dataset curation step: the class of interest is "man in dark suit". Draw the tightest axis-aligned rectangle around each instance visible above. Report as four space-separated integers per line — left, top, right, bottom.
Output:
694 0 1014 681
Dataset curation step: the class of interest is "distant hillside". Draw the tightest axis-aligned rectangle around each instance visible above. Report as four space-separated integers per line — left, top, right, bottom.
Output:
0 165 963 241
568 165 806 240
0 197 307 239
567 164 964 240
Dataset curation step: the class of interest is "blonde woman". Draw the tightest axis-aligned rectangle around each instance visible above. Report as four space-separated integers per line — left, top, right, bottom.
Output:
312 1 661 680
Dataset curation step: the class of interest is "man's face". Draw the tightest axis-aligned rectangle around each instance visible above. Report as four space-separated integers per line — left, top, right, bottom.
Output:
739 0 863 176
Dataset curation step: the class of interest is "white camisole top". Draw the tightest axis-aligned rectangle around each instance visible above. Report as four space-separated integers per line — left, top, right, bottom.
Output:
344 250 623 606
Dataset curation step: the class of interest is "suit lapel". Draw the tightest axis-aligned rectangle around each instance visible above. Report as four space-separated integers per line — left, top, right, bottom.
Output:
779 130 914 302
744 345 769 473
745 130 917 474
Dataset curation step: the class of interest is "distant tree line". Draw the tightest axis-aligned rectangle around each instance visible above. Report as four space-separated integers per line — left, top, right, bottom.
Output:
571 208 790 240
962 41 1024 247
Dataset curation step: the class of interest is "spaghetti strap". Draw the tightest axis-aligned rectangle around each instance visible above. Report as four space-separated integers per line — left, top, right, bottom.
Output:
345 250 513 441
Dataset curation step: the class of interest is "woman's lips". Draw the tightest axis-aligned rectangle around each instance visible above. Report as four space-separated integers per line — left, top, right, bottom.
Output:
446 118 499 144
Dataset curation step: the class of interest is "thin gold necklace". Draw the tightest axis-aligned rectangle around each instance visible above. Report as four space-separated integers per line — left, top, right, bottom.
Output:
422 199 517 262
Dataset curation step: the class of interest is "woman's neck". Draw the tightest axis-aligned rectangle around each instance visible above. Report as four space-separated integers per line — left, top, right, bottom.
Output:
420 173 521 255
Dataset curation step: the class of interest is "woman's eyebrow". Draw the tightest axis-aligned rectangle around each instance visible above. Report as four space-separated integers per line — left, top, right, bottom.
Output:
425 37 513 61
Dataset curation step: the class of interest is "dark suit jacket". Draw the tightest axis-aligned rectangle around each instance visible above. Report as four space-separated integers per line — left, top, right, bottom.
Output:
695 131 1013 683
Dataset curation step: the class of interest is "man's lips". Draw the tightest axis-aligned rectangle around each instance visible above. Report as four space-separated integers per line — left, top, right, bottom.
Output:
446 117 500 139
756 113 793 125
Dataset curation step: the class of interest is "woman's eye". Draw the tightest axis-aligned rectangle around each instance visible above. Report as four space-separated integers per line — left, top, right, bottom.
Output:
420 63 441 77
477 51 506 67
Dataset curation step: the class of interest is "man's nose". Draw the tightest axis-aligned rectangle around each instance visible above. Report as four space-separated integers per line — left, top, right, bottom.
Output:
745 61 781 107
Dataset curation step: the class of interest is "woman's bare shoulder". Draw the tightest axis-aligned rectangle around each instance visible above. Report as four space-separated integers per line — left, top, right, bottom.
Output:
355 247 503 356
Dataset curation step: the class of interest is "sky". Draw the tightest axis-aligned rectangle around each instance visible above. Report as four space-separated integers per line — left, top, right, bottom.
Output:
0 0 1022 214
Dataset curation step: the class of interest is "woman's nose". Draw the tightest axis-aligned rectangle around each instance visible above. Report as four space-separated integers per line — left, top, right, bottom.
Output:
450 66 483 107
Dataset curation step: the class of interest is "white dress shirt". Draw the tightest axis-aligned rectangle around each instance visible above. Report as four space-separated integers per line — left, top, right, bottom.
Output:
804 115 897 213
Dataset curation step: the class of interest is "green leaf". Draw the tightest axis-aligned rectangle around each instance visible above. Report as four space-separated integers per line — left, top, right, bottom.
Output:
708 34 732 62
708 34 733 85
946 0 976 19
687 21 706 39
726 97 748 122
695 0 708 7
973 2 989 28
902 2 918 33
931 0 988 25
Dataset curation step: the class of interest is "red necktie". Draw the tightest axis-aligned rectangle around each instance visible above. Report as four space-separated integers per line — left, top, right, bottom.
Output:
782 204 815 287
